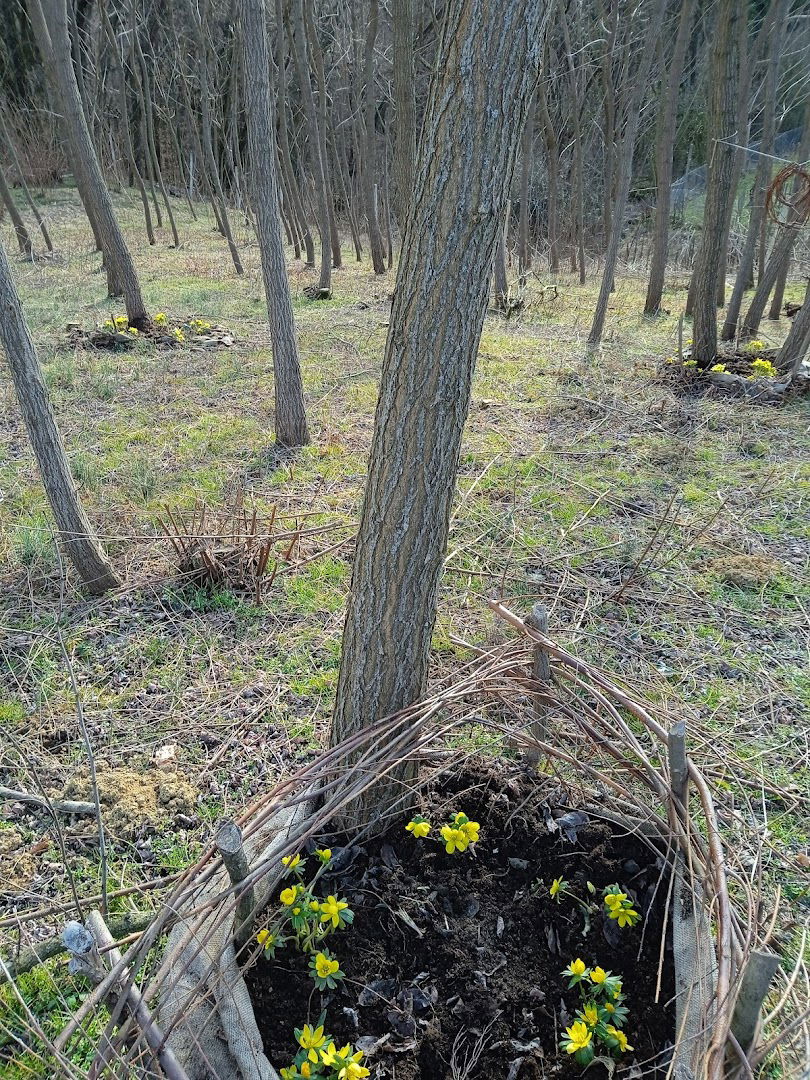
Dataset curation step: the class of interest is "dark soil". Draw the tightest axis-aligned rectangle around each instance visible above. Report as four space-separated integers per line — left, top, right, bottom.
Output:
246 765 676 1079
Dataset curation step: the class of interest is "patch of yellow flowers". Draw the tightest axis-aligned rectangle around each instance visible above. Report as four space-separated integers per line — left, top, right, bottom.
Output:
405 811 480 854
280 1024 369 1080
561 958 632 1064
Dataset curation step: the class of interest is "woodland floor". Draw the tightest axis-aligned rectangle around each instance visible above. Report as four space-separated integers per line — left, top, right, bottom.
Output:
0 188 808 1077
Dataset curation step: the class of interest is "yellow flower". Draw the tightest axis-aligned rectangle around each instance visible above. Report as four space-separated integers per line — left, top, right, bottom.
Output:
590 966 607 985
604 892 627 910
339 1061 369 1080
565 958 587 977
683 359 697 368
256 929 274 947
609 906 640 928
604 1001 615 1014
314 952 339 979
440 825 469 853
563 1021 592 1054
114 315 127 326
320 1042 338 1067
297 1024 326 1063
103 319 114 329
280 886 299 906
750 357 776 377
154 312 167 326
309 900 320 912
405 818 431 838
282 853 301 869
550 876 566 898
612 980 623 998
582 1003 599 1027
315 847 332 863
172 327 185 342
301 1064 312 1078
280 1068 295 1080
607 1025 633 1052
128 327 138 335
460 820 480 844
319 895 349 928
710 363 727 373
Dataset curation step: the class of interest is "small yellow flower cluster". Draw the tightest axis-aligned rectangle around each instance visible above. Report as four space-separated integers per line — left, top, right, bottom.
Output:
171 327 185 342
683 359 698 369
405 816 431 838
604 888 640 928
750 357 777 378
710 363 727 373
189 318 212 333
745 339 765 352
154 312 168 326
281 1025 370 1080
561 958 631 1063
405 811 480 853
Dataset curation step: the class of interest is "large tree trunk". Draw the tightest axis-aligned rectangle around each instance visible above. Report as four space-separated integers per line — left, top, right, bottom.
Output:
587 0 665 350
29 0 149 326
331 0 544 824
361 0 386 273
0 239 120 594
721 0 786 338
644 0 696 314
241 0 310 448
691 0 741 365
392 0 416 236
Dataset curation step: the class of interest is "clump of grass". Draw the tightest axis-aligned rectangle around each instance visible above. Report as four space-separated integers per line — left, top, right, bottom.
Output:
89 360 118 401
71 452 101 490
44 355 76 391
126 456 158 502
11 514 56 572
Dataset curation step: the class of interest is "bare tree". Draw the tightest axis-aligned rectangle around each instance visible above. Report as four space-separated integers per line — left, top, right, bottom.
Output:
644 0 696 315
776 278 810 378
0 238 120 593
28 0 150 326
361 0 386 273
690 0 741 365
392 0 416 234
331 0 545 823
0 158 33 256
241 0 310 448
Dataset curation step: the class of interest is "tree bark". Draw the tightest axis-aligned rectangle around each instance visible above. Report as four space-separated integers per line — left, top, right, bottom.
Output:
392 0 416 236
536 61 559 273
361 0 386 273
331 0 544 824
0 238 120 594
721 0 786 338
290 0 331 295
776 277 810 378
587 0 665 350
241 0 310 448
644 0 696 314
0 159 33 256
0 112 53 252
29 0 149 325
690 0 740 365
517 93 535 275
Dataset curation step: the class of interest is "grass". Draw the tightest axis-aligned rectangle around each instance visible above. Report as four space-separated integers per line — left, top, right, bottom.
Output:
0 185 808 1073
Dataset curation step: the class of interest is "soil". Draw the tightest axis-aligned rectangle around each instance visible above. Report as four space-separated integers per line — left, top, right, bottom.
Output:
246 765 676 1079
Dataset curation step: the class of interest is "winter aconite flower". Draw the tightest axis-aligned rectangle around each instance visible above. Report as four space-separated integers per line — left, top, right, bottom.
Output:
710 363 727 373
751 357 777 378
315 847 332 863
609 905 640 928
564 958 587 978
590 966 608 985
282 854 302 870
440 825 469 853
154 312 167 326
606 1025 633 1052
280 885 299 906
318 894 351 929
563 1021 592 1054
582 1003 599 1027
405 817 431 838
315 952 339 979
297 1024 326 1062
550 876 566 899
256 929 273 947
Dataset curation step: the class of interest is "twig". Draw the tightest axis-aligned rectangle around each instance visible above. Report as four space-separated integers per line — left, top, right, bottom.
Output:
0 785 96 816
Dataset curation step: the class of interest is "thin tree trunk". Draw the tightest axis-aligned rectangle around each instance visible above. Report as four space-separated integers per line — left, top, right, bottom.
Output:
537 63 559 273
275 2 315 265
691 0 740 365
0 112 53 251
392 0 416 236
588 0 665 351
644 0 696 314
291 0 331 295
361 0 386 273
776 277 810 377
241 0 310 448
303 0 341 269
721 0 786 338
331 0 544 825
0 238 120 593
768 257 789 320
517 93 535 275
30 0 149 325
742 113 810 335
560 5 585 283
0 160 34 256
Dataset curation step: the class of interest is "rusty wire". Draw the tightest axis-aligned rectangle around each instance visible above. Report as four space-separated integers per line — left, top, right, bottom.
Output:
765 163 810 228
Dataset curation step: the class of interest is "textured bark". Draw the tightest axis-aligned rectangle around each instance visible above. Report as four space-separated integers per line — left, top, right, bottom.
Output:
331 0 544 823
30 0 149 324
0 238 120 594
776 278 810 378
392 0 416 235
361 0 386 273
536 64 559 273
241 0 310 448
291 0 331 295
303 0 341 269
560 6 585 283
768 257 789 321
0 159 33 256
644 0 696 314
493 205 510 302
691 0 740 365
517 93 535 274
721 0 786 338
587 0 665 350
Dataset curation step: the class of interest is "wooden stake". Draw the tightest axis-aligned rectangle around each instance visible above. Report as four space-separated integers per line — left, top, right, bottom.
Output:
525 603 551 756
730 949 781 1054
216 819 255 954
668 719 688 808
